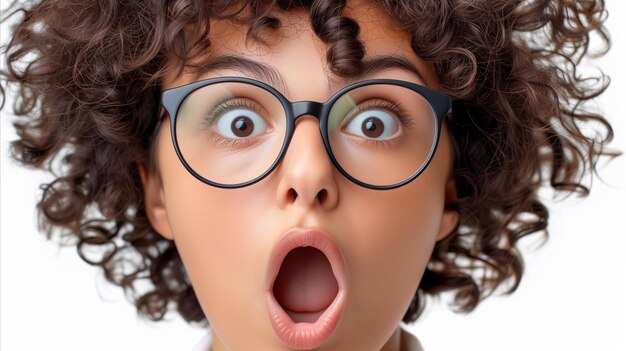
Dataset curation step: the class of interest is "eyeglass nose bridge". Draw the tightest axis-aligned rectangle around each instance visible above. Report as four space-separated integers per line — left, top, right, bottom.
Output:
291 101 324 121
281 99 334 178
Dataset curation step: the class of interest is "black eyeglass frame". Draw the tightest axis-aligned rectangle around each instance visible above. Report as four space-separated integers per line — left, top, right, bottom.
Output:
160 76 452 190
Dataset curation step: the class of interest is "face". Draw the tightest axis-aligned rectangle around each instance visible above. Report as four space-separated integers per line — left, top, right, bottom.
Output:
140 2 459 350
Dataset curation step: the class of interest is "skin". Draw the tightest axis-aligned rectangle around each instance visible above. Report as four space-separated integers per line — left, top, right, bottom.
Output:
139 1 459 350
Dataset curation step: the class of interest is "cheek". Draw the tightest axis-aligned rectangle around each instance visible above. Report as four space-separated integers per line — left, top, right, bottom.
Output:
340 170 445 274
164 182 276 332
336 172 445 334
156 127 271 325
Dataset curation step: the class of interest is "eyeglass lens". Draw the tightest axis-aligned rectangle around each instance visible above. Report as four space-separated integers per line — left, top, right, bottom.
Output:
174 82 437 187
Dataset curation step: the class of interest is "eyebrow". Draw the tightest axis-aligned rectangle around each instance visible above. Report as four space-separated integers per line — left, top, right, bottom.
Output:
192 54 428 96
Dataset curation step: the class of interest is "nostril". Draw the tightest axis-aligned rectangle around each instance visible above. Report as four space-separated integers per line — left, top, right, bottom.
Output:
287 188 298 202
317 189 327 203
286 188 328 204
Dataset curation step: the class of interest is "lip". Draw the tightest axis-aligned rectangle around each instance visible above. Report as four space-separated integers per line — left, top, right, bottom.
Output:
266 227 347 350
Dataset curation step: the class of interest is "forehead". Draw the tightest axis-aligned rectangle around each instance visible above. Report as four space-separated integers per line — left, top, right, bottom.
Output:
162 1 438 93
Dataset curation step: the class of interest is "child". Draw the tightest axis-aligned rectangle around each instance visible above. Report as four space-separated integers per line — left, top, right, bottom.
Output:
0 0 620 350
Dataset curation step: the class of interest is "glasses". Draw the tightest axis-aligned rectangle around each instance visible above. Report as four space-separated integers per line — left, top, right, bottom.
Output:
160 76 452 190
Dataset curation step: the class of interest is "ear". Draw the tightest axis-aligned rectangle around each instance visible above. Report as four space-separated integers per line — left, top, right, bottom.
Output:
436 177 460 242
137 162 174 240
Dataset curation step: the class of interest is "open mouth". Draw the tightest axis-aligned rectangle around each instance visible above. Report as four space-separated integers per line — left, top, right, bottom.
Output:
272 246 339 323
266 228 347 350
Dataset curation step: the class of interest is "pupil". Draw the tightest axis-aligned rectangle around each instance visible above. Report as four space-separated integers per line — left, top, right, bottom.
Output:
232 116 253 137
362 117 383 138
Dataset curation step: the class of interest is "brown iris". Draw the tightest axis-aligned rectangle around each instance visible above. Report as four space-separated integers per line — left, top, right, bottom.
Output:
232 116 254 137
361 116 384 138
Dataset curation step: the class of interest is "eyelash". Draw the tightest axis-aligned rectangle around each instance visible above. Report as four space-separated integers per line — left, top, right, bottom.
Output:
204 98 261 126
344 99 414 148
203 98 265 149
349 99 415 127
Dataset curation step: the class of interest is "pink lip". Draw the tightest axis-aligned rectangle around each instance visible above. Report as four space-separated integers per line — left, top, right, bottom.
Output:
266 228 347 350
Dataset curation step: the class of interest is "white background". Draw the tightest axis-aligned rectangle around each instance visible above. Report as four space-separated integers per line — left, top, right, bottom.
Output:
1 2 625 351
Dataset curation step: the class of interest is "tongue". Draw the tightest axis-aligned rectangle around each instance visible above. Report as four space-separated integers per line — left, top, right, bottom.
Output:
273 247 339 313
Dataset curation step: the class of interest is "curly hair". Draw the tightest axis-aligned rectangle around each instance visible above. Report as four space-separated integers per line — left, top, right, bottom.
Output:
0 0 618 325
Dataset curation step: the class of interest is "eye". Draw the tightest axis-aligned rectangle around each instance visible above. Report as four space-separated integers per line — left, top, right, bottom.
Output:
211 101 270 139
343 108 400 140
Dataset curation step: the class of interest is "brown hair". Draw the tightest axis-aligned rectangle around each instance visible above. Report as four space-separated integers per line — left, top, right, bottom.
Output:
0 0 618 325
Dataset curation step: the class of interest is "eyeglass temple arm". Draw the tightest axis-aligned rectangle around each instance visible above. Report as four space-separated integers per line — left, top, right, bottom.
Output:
146 101 167 146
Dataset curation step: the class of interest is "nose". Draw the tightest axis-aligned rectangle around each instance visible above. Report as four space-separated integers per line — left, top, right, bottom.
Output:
275 115 339 210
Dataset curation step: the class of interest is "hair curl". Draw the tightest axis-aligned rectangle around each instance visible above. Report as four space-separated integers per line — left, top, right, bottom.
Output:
0 0 618 325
